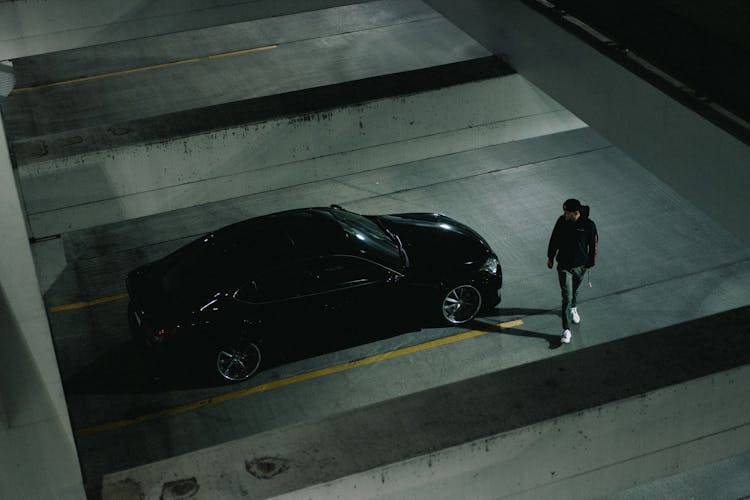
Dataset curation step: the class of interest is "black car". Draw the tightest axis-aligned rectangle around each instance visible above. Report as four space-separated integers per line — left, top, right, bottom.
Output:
127 206 502 382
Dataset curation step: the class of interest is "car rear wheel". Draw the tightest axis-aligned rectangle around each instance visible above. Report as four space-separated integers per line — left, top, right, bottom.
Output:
216 336 261 382
441 284 482 324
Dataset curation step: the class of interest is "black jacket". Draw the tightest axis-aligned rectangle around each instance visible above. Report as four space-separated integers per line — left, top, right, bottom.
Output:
547 206 598 269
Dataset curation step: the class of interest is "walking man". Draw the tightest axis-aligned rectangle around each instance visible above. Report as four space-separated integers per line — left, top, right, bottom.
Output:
547 198 598 344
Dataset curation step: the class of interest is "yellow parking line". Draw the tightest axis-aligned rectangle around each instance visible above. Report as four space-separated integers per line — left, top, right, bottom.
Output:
78 319 523 435
12 44 278 93
49 293 129 313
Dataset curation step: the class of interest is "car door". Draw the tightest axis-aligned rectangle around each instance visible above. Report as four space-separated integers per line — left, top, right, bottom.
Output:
305 255 408 327
317 255 422 349
232 259 320 324
234 255 404 355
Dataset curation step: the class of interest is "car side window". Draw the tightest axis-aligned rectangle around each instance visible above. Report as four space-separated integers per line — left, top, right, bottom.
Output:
314 256 388 292
235 263 311 303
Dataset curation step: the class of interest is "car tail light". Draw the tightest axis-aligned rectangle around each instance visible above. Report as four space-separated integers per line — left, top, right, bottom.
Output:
145 324 177 343
154 327 177 338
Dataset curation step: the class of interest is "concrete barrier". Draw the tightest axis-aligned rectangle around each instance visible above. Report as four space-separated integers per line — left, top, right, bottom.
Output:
285 366 750 500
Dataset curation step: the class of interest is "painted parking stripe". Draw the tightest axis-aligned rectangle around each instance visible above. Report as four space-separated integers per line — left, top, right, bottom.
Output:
49 293 130 313
78 319 523 435
12 44 277 93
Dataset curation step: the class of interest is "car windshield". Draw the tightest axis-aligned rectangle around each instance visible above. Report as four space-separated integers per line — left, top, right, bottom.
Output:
328 209 403 268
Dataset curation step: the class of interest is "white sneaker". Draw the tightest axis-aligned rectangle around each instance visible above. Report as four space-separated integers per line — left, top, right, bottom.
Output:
561 329 572 344
571 307 581 324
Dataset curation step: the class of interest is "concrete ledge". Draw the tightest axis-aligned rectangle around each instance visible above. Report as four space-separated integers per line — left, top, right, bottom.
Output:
11 57 512 162
102 306 750 499
290 367 750 500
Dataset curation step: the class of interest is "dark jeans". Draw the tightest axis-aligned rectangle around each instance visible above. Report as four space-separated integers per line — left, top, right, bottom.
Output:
557 265 587 329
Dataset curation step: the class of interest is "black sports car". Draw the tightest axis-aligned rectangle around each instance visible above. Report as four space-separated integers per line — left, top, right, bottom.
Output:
127 206 502 382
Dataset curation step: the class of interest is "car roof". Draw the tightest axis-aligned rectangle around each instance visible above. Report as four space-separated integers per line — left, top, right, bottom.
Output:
161 208 409 301
217 208 343 257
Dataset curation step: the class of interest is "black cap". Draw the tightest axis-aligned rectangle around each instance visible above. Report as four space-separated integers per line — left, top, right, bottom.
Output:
563 198 581 212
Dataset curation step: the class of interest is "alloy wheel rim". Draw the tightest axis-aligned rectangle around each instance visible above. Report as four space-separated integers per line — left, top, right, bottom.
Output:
217 341 261 381
442 284 482 324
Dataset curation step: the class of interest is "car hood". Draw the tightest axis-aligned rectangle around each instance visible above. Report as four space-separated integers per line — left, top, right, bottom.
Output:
378 213 493 270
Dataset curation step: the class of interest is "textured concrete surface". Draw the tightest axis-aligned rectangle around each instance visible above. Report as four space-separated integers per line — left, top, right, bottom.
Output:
604 450 750 500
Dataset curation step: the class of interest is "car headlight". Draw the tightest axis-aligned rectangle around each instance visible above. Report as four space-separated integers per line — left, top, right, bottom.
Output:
480 256 498 274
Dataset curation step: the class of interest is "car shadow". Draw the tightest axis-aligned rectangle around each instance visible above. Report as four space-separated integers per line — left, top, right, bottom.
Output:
64 316 425 394
264 315 424 365
63 341 176 394
64 307 565 394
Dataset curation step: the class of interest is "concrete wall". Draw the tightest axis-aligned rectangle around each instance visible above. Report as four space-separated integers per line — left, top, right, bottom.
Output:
0 116 85 499
0 0 372 60
424 0 750 250
288 365 750 500
17 74 585 239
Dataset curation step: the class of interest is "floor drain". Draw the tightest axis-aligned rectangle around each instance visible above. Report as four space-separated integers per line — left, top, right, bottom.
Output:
246 457 290 479
160 477 199 499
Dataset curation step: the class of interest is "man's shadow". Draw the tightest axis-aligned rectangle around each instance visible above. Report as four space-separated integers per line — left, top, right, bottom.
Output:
474 307 563 349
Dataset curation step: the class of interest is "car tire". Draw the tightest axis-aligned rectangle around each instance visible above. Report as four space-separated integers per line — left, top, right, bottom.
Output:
127 301 140 338
215 335 262 383
440 284 482 324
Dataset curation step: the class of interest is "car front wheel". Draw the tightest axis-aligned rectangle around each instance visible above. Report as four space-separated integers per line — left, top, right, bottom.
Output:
216 336 261 383
441 284 482 324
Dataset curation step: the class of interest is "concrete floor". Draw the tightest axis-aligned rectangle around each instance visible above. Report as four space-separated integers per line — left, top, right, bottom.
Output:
3 0 749 497
58 125 750 496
